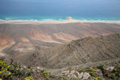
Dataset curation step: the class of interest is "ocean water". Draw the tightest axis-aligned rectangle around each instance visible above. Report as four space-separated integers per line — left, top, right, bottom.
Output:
0 0 120 21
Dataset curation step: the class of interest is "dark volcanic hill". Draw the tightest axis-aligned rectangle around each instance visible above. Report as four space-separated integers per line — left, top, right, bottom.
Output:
0 22 120 70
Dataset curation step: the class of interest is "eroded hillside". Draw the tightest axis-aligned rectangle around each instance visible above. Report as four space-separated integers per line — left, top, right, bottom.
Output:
11 34 120 69
0 23 120 70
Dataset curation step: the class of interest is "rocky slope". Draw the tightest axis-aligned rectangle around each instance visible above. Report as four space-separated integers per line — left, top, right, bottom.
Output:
10 33 120 70
0 22 120 70
1 53 120 80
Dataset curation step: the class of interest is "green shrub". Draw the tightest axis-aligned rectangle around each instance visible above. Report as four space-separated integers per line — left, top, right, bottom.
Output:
92 77 105 80
90 72 97 77
0 60 33 80
72 78 80 80
42 71 49 79
109 73 116 79
24 76 34 80
50 74 56 78
59 76 68 80
97 64 104 70
110 64 120 78
25 67 32 76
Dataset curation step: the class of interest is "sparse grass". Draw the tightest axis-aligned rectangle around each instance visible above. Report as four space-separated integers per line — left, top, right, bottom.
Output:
50 74 56 78
0 59 120 80
59 76 68 80
72 78 80 80
92 77 105 80
24 76 34 80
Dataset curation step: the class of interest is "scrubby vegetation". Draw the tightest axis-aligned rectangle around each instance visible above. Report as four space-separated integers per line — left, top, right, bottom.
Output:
0 60 33 80
0 59 120 80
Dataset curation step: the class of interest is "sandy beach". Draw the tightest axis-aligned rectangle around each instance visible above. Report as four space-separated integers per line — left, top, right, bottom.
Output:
0 19 120 24
0 19 120 47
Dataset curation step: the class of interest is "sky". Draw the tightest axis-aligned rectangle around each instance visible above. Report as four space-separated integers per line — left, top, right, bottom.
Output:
0 0 120 17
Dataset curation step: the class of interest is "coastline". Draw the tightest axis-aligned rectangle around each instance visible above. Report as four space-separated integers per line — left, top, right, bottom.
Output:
0 19 120 24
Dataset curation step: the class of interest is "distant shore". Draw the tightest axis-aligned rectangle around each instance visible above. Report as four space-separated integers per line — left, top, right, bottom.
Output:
0 19 120 24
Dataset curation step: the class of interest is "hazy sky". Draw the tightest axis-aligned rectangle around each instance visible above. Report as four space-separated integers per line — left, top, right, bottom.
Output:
0 0 120 16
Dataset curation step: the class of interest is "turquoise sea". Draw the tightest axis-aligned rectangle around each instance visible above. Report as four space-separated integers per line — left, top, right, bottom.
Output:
0 0 120 21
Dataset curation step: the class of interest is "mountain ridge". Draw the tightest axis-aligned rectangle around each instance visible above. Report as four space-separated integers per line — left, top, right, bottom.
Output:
9 33 120 69
0 23 120 70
